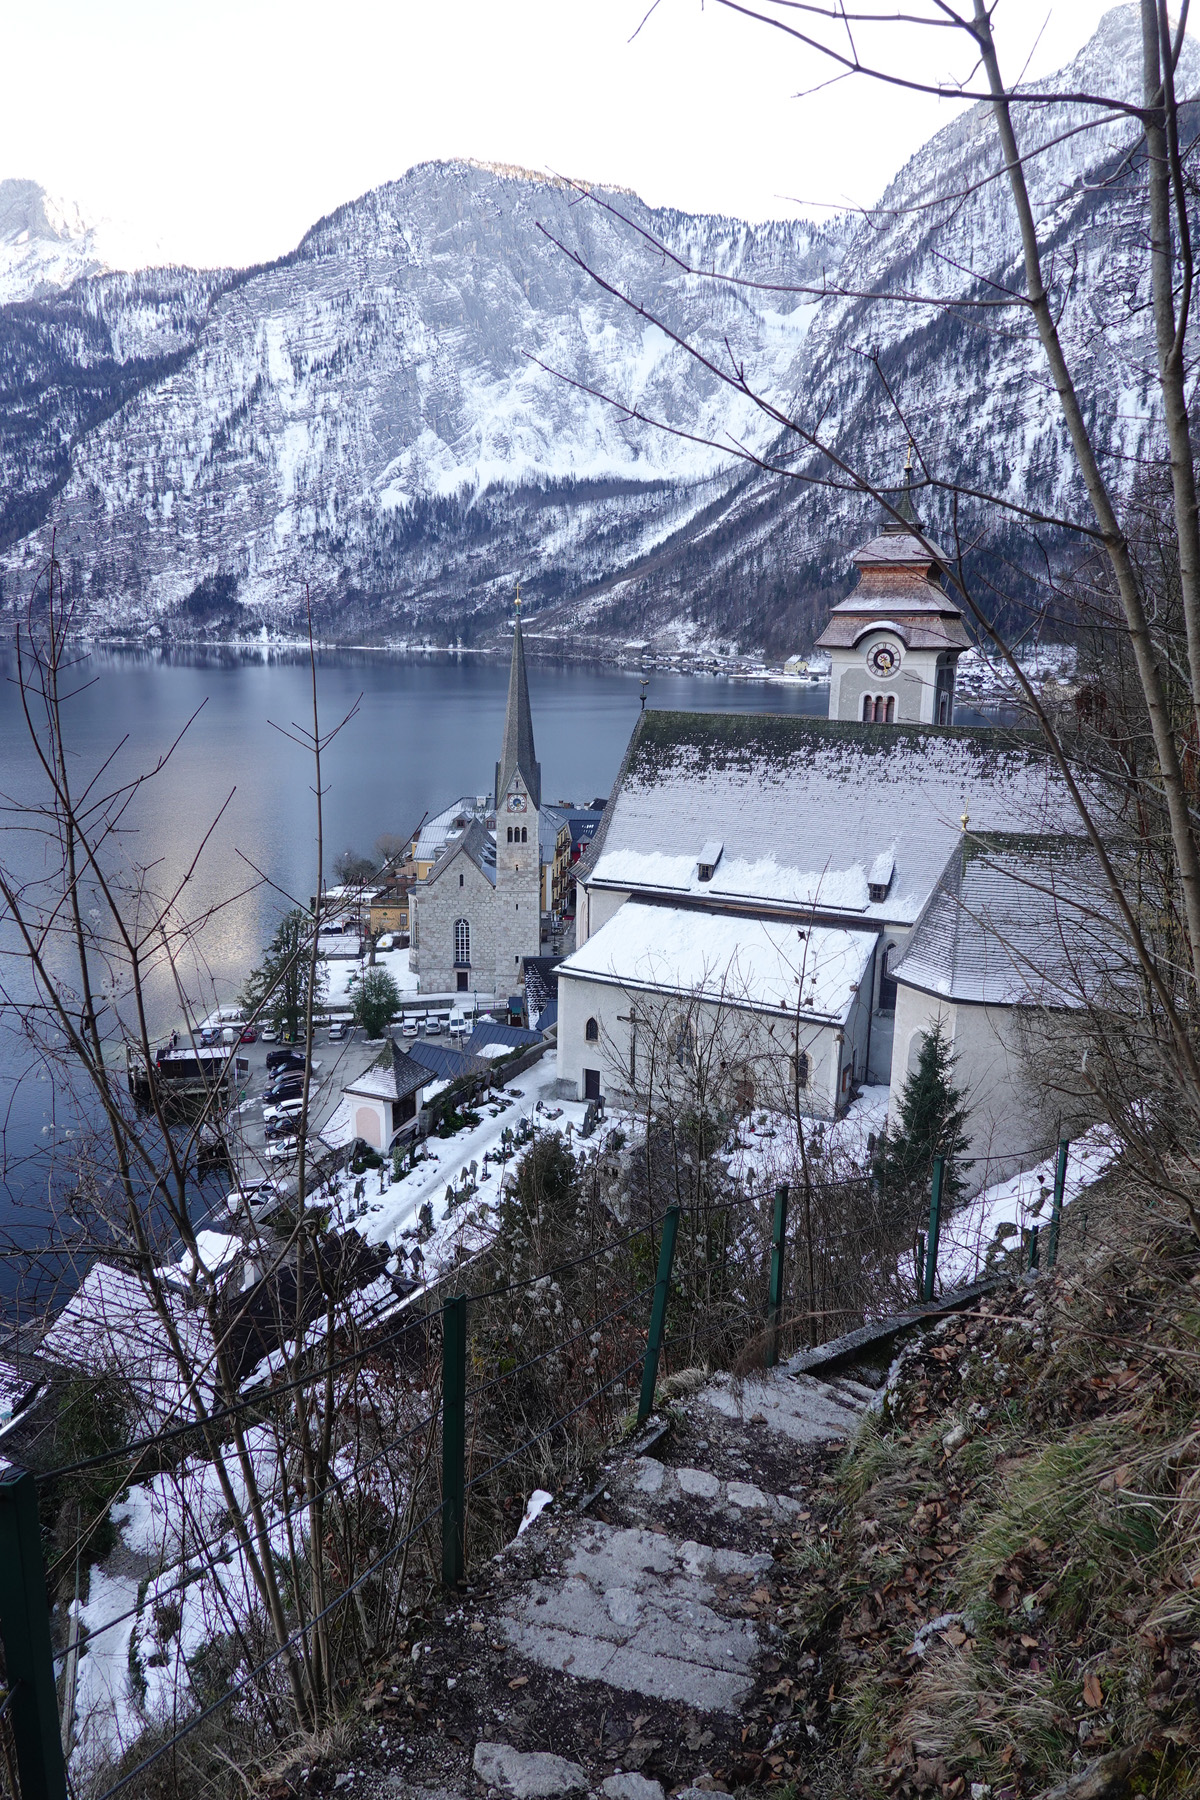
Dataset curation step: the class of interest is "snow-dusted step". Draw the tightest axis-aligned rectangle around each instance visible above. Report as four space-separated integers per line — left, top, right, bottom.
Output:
697 1368 866 1443
611 1454 807 1533
497 1520 771 1713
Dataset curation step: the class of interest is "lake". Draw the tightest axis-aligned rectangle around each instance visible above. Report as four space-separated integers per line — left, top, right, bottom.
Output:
0 643 1010 1316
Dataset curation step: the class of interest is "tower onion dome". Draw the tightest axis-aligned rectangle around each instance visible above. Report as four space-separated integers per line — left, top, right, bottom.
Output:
495 591 541 810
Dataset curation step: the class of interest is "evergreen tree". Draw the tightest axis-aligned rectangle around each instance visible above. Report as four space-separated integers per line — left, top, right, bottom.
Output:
353 967 402 1039
241 909 327 1040
876 1020 971 1211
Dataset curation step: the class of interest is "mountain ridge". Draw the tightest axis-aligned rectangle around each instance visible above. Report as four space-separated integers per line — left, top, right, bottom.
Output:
0 7 1184 654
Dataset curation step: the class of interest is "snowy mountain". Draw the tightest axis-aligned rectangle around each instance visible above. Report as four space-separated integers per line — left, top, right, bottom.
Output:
0 179 162 304
0 8 1186 650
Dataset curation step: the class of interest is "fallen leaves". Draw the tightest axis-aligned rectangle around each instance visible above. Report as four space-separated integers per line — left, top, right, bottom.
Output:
1083 1670 1104 1709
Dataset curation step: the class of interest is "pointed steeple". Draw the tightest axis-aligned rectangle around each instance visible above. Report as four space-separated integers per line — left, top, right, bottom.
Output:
495 587 541 810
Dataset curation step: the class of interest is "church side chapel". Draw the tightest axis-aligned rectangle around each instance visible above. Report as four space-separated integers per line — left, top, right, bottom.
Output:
555 498 1111 1193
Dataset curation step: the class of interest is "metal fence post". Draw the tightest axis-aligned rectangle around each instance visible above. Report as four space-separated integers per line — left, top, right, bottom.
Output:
765 1184 789 1368
441 1294 467 1587
638 1205 681 1425
0 1466 68 1800
1027 1225 1040 1272
1047 1137 1069 1267
922 1157 945 1302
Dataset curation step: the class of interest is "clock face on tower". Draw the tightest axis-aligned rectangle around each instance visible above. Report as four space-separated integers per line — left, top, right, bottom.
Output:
507 794 527 813
866 640 901 677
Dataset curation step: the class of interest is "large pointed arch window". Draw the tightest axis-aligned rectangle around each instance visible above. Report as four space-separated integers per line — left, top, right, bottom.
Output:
454 918 470 966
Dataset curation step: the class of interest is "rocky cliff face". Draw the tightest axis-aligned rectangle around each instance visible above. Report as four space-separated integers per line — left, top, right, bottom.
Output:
0 8 1184 650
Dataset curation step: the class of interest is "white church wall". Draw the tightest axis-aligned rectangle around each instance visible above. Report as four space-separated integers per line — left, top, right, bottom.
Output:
556 967 848 1118
577 883 628 949
888 983 1053 1197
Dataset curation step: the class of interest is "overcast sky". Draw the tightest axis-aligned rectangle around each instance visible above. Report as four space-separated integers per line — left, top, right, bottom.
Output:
4 0 1126 268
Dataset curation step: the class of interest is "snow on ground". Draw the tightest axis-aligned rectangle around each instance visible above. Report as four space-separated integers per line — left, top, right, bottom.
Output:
937 1124 1121 1287
330 1054 593 1264
325 946 419 1006
70 1568 142 1775
725 1087 891 1192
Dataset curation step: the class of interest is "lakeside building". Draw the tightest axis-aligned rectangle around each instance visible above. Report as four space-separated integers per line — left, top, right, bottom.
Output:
553 501 1115 1189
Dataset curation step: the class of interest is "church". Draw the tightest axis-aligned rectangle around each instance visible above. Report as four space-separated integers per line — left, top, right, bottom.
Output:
553 501 1109 1191
408 610 544 999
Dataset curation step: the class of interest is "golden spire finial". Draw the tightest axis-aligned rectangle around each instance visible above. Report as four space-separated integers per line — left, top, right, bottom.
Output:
515 581 521 613
961 807 970 833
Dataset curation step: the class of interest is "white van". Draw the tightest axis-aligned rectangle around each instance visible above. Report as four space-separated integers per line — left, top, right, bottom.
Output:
448 1011 468 1041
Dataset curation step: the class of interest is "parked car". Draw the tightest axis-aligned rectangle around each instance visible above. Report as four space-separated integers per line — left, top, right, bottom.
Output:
424 1018 443 1037
266 1048 305 1072
264 1117 301 1141
263 1081 304 1107
448 1012 467 1040
263 1098 305 1124
261 1026 279 1043
400 1019 419 1038
239 1026 257 1044
327 1021 348 1042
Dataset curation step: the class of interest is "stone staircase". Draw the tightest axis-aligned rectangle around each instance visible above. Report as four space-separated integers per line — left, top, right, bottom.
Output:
344 1363 874 1800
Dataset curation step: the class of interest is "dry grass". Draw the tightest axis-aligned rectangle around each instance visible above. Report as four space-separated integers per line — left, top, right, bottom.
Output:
822 1167 1200 1798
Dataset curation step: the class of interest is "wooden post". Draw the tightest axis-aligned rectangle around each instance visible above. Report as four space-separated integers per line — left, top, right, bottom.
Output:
765 1185 789 1368
637 1206 681 1425
1047 1137 1069 1267
922 1157 945 1302
0 1467 68 1800
441 1295 467 1586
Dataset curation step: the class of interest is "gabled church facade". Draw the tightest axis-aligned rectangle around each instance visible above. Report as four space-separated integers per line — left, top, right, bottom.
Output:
554 502 1108 1192
409 609 543 998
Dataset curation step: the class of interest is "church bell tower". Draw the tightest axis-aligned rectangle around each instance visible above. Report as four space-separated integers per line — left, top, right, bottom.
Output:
493 590 542 988
816 461 969 726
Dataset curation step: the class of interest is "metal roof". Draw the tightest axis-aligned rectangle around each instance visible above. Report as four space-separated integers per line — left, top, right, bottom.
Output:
894 835 1126 1006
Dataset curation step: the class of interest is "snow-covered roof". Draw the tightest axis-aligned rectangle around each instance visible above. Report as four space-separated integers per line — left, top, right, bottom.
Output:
426 816 497 888
415 795 493 862
582 712 1074 928
894 835 1125 1006
39 1263 216 1425
345 1045 430 1103
558 899 876 1023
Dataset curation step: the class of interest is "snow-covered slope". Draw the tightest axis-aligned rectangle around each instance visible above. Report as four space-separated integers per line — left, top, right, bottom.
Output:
0 179 162 303
0 7 1187 648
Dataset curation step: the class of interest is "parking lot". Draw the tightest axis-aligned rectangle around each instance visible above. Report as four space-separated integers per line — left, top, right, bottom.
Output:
225 1026 385 1189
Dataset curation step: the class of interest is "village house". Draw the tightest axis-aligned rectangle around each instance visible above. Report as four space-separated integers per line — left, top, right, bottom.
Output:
554 503 1113 1188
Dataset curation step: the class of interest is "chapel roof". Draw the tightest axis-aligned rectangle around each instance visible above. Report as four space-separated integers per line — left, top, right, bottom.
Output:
346 1043 431 1103
893 834 1126 1007
814 491 966 650
579 711 1083 929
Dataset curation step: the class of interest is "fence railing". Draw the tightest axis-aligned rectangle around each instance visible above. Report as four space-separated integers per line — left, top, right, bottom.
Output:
0 1137 1074 1800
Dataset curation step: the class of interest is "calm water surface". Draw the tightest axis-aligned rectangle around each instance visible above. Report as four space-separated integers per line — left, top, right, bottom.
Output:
0 645 1009 1314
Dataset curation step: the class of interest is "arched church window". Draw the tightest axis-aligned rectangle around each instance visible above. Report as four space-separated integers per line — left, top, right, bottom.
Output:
862 694 873 723
454 918 470 965
886 695 895 722
521 826 527 843
459 872 464 887
585 1017 599 1042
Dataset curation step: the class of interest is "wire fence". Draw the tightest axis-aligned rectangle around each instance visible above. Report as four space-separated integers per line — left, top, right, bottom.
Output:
0 1128 1077 1800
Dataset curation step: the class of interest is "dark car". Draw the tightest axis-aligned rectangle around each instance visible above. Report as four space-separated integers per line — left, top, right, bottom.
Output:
266 1049 305 1072
264 1117 301 1141
264 1079 304 1105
